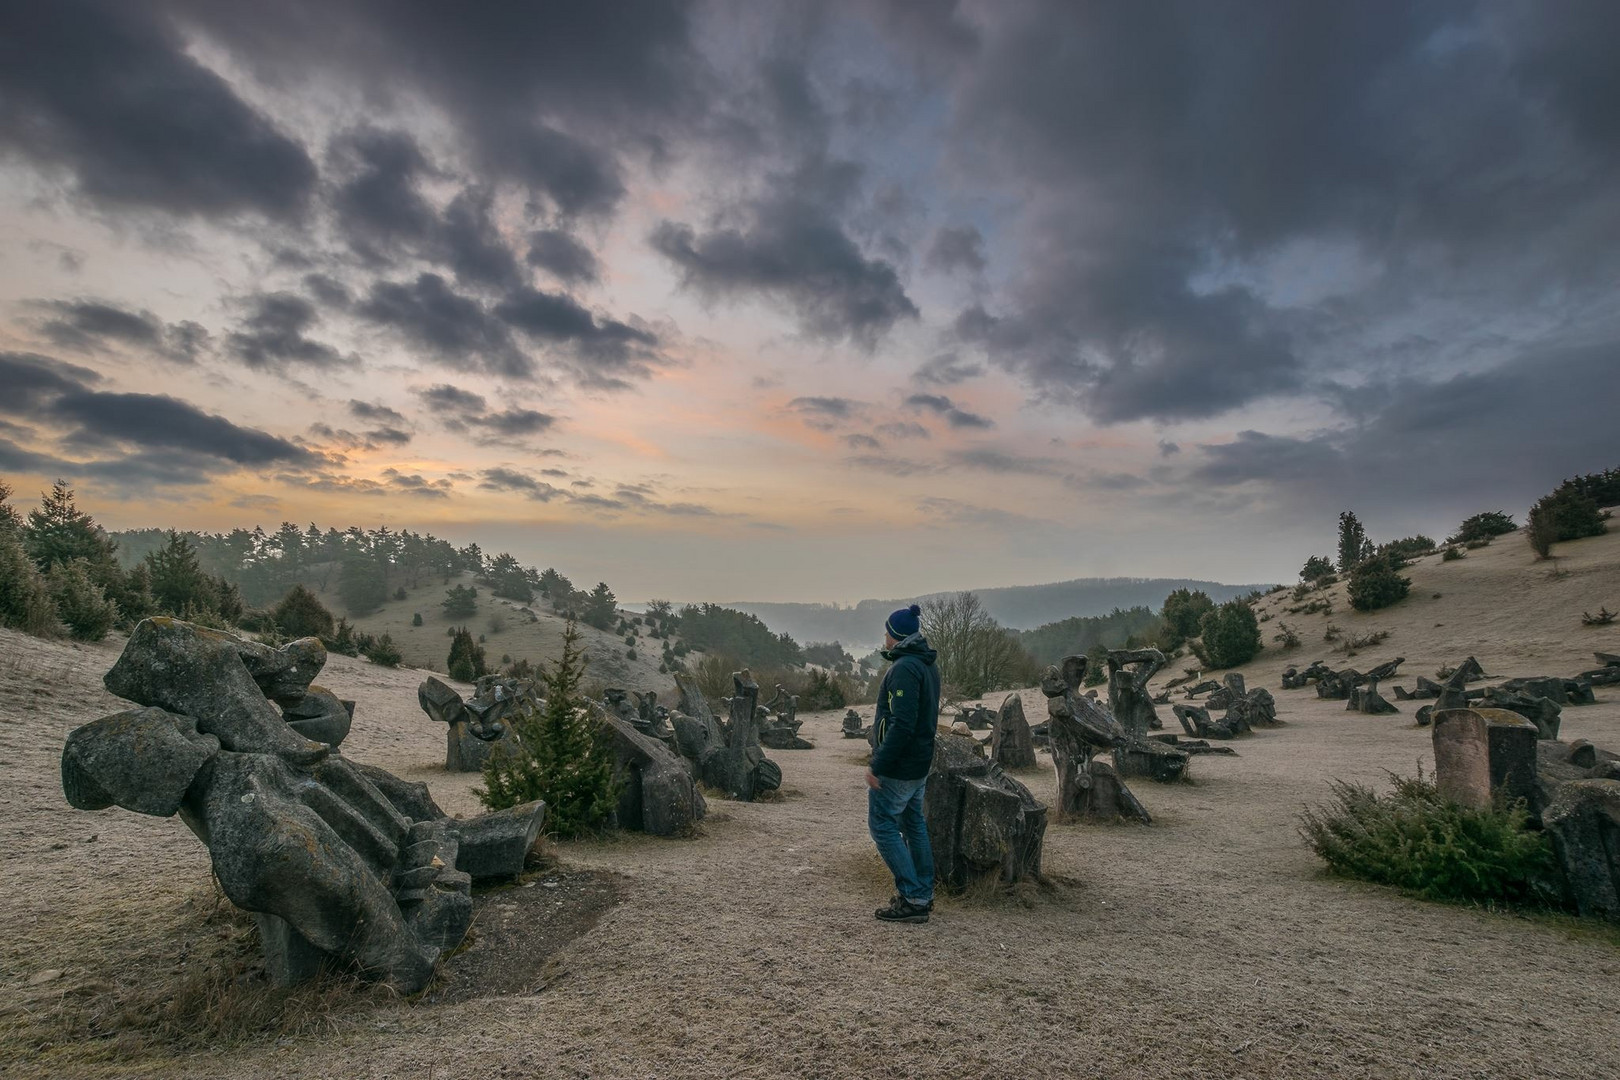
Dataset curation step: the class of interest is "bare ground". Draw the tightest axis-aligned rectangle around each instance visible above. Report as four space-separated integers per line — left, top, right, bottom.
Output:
3 529 1620 1079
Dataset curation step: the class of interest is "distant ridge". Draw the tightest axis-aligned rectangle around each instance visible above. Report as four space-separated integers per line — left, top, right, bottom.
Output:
714 576 1277 649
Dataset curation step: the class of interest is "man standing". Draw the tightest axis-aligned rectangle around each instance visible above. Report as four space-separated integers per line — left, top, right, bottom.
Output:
865 603 940 924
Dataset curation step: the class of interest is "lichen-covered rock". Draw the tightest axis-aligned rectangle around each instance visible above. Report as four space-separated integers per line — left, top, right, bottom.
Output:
66 618 542 994
1543 779 1620 920
281 685 354 747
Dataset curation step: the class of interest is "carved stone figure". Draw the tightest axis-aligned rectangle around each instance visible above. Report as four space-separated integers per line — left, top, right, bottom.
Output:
64 618 541 993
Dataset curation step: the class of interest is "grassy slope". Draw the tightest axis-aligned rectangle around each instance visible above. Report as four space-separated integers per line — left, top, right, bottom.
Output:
332 572 680 696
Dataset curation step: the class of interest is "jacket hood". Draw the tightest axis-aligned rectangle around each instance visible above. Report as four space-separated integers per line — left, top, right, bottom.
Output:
882 631 936 664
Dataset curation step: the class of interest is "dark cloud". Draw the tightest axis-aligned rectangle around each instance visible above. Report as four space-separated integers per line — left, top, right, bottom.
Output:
949 448 1059 475
50 390 314 466
173 0 707 217
0 352 103 411
875 420 930 441
303 274 352 309
478 467 563 501
329 126 439 259
845 433 882 450
226 292 350 371
1189 343 1620 517
924 225 986 275
379 467 452 499
941 2 1620 425
34 299 209 364
1158 440 1181 457
0 1 315 220
441 189 523 289
650 196 919 347
473 409 557 438
348 400 407 426
357 274 530 377
903 392 993 429
492 287 661 389
526 229 601 285
912 352 983 386
787 396 866 432
414 383 487 413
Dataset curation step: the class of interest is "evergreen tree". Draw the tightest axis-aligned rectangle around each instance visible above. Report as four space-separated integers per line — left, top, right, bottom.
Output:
0 520 59 636
442 583 479 618
272 583 336 639
363 632 403 668
145 531 220 616
1300 555 1335 582
447 626 486 681
48 559 116 641
477 621 619 836
337 554 388 615
1160 587 1215 647
1195 599 1262 669
1337 511 1374 572
23 480 116 572
582 582 618 630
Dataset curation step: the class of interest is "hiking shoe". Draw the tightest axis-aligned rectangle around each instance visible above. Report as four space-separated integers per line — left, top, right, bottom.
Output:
875 897 930 923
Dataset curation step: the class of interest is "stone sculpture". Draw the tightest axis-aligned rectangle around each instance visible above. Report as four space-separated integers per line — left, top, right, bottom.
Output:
596 712 707 835
418 674 530 771
1346 678 1399 715
1041 657 1152 823
990 693 1037 769
841 709 869 739
62 618 542 992
669 671 782 800
924 734 1047 890
1105 648 1166 735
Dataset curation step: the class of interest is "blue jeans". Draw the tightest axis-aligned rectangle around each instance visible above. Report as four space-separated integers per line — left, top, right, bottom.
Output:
868 774 934 905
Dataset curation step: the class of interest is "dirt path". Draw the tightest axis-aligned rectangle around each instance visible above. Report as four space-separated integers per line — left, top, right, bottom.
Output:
4 626 1620 1079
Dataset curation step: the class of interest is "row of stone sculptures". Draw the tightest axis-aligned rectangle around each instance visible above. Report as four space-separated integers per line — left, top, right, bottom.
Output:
1171 671 1280 739
1429 705 1620 918
60 619 545 993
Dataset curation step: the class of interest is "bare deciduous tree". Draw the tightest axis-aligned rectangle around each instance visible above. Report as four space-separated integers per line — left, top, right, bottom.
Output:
919 591 1037 699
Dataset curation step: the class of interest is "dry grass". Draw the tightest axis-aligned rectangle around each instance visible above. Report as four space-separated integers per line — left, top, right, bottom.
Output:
1 881 386 1078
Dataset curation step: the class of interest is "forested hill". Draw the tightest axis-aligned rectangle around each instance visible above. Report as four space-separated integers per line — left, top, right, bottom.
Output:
724 577 1276 648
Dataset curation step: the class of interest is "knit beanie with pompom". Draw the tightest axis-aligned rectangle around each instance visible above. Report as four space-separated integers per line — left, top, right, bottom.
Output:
885 603 921 640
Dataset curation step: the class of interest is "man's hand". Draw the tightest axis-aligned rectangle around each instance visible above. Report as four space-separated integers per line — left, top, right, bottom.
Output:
865 769 881 791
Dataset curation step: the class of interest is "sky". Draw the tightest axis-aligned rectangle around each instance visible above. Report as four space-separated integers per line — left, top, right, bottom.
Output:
2 0 1618 603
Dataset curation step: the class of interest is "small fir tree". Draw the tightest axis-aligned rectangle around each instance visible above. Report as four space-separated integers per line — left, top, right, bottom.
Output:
478 621 620 836
272 583 336 639
447 626 486 681
1336 511 1375 573
48 559 116 641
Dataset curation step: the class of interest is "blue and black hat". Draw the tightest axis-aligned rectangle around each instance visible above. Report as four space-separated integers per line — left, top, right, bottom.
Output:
885 603 921 639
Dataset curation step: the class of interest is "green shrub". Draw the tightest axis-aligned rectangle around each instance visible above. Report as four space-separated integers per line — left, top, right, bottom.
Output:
1348 554 1411 612
478 621 619 837
1300 770 1560 906
1383 535 1437 560
1527 481 1607 557
0 523 56 636
1448 511 1516 545
1464 538 1491 550
442 584 479 619
271 584 335 640
364 632 403 668
48 558 116 641
1193 599 1262 669
1083 654 1106 686
1160 588 1215 649
1441 546 1465 562
447 626 486 682
322 617 358 656
1300 554 1336 582
412 611 423 627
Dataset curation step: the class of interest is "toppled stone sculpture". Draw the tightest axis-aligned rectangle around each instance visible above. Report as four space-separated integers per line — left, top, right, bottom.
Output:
1346 678 1399 715
960 704 996 731
419 674 528 772
596 712 706 835
1479 686 1561 739
670 671 782 800
990 693 1037 769
1041 658 1152 823
1174 702 1234 740
756 689 812 750
1105 648 1165 735
1182 679 1222 698
841 709 869 739
924 733 1047 890
64 618 542 993
1205 672 1246 711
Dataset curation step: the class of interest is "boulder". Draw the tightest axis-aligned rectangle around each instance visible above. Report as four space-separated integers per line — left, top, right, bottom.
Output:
598 715 707 835
447 800 547 882
1479 687 1561 740
281 685 354 747
1542 780 1620 919
924 734 1046 890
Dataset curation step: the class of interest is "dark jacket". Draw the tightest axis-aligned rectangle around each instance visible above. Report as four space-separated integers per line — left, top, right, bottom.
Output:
870 633 940 780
